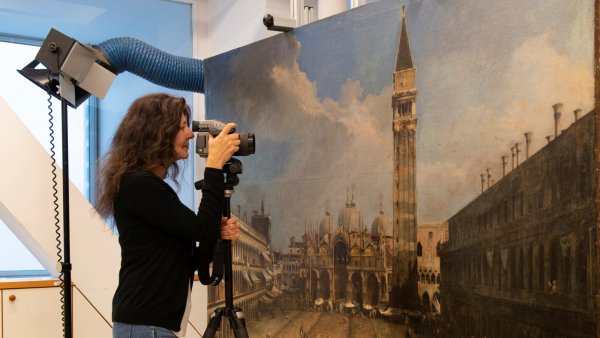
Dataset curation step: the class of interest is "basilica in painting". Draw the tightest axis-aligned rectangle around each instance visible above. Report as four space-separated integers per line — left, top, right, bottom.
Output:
279 6 423 312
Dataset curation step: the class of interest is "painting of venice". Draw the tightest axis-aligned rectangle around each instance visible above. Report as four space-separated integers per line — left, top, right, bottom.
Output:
203 0 596 337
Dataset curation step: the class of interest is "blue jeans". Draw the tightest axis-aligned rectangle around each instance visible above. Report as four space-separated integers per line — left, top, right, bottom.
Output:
113 322 177 338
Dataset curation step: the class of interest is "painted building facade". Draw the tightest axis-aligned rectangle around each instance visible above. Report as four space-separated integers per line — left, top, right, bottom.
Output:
440 108 595 337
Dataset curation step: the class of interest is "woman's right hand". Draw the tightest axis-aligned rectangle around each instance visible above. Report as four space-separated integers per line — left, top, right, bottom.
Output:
205 123 241 169
220 217 240 241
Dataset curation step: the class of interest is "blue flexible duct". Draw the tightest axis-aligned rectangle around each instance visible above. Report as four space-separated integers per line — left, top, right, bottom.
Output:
98 37 204 93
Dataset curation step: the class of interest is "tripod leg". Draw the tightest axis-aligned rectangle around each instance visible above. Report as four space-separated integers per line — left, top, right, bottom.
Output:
228 307 249 338
203 308 224 338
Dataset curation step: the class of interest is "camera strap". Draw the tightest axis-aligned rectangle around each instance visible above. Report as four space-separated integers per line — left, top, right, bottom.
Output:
196 239 224 286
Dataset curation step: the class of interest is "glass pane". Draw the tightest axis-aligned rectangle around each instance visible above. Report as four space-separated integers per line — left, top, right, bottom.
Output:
0 218 47 276
0 40 87 194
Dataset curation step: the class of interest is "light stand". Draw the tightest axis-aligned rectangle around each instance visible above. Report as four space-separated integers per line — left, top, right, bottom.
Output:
202 159 249 338
60 96 73 338
18 28 116 338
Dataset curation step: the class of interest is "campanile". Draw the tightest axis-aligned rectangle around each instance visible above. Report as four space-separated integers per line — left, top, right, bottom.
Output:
390 6 419 308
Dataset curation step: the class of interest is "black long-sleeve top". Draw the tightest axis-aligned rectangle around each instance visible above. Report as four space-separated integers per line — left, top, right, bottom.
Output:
112 168 224 331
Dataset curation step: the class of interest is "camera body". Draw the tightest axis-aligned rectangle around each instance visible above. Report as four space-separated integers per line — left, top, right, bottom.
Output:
193 120 255 158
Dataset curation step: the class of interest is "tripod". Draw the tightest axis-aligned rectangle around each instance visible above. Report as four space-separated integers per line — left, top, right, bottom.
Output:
202 160 249 338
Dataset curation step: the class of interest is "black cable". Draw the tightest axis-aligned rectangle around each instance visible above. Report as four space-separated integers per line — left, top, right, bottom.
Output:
47 68 66 337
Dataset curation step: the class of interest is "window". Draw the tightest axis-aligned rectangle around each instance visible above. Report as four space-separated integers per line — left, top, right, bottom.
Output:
0 40 88 193
0 0 194 278
0 219 46 277
0 39 87 276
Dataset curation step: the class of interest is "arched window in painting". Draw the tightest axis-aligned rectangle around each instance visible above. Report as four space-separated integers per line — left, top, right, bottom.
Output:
576 235 588 294
538 244 545 290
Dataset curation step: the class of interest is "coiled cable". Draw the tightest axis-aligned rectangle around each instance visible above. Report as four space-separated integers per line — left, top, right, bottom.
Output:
47 72 66 337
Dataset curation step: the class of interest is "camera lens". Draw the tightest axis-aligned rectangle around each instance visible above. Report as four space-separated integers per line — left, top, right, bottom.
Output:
236 133 255 156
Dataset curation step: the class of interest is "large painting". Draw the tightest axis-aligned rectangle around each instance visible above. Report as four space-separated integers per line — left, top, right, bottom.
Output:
203 0 597 337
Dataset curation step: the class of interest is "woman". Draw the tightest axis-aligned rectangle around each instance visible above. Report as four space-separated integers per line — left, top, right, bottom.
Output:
95 93 241 337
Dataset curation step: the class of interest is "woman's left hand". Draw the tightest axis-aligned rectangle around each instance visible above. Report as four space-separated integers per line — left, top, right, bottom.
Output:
220 217 240 241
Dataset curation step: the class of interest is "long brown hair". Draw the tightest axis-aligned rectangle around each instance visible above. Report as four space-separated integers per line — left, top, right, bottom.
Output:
95 93 191 219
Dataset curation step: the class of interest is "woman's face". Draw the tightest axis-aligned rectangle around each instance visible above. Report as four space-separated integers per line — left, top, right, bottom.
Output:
173 113 194 161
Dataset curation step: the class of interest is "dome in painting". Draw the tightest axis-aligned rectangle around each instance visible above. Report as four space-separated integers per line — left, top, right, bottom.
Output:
371 209 391 237
338 190 363 232
319 209 334 238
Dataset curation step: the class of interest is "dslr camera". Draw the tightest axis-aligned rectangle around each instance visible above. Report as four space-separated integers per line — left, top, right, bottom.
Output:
192 120 255 157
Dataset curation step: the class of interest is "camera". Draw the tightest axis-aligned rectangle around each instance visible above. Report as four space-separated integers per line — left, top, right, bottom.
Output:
193 120 255 157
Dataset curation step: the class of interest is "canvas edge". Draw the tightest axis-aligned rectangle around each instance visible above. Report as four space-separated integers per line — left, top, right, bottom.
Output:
594 0 600 336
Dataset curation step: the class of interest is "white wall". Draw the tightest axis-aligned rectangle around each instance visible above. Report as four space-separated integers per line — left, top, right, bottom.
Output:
200 0 277 58
196 0 348 59
319 0 347 19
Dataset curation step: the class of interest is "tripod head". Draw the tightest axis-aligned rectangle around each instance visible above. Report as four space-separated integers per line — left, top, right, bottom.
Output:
194 157 242 193
223 158 242 192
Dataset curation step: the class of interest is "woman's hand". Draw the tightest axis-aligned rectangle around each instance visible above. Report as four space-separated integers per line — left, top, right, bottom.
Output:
205 123 241 169
220 217 240 241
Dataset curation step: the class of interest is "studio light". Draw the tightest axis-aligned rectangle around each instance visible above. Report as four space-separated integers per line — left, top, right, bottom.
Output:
18 28 116 108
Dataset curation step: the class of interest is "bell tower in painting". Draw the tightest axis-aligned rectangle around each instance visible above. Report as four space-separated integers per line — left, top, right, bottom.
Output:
390 5 419 308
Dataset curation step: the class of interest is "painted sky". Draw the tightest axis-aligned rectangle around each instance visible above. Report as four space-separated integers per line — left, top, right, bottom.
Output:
204 0 594 250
